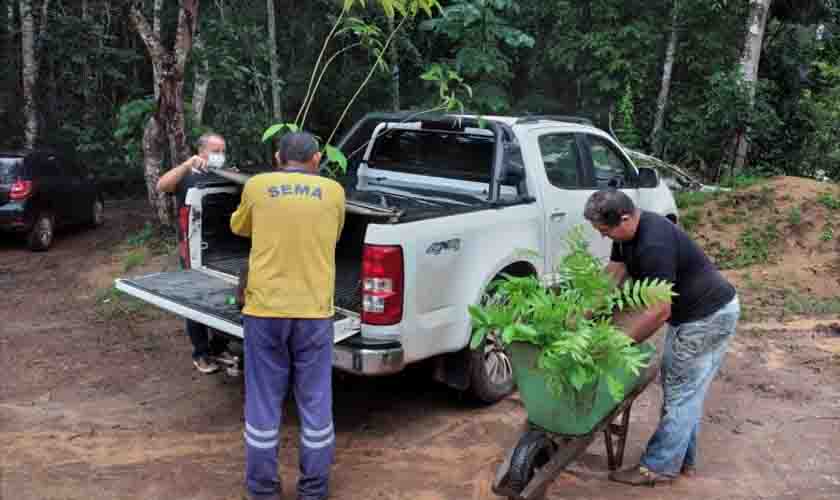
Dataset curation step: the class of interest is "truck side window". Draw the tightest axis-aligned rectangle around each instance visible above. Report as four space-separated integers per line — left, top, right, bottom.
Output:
587 136 636 188
538 134 581 189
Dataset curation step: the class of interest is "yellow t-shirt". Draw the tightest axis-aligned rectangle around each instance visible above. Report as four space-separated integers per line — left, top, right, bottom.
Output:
230 170 345 319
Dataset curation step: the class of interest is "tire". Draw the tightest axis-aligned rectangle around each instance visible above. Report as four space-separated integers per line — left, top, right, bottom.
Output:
507 430 557 494
468 326 515 404
27 212 55 251
467 279 517 404
89 196 105 227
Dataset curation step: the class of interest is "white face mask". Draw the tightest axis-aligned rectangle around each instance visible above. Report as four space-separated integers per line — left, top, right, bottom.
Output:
207 153 226 169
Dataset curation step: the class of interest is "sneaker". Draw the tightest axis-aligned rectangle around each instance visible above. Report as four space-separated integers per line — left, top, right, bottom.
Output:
608 464 674 486
193 357 220 374
214 350 239 366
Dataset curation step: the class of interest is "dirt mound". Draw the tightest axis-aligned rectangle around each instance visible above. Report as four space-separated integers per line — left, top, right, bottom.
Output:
684 176 840 322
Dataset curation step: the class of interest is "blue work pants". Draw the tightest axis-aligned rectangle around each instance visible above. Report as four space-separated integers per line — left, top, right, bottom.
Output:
243 316 335 500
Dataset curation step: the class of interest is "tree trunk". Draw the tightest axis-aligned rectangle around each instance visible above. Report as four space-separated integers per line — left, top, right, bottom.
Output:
130 0 200 225
81 0 91 108
267 0 283 120
19 0 38 148
733 0 773 172
143 115 172 225
0 1 15 122
649 0 679 157
192 34 210 126
7 1 13 34
152 0 163 101
159 0 199 165
388 15 399 111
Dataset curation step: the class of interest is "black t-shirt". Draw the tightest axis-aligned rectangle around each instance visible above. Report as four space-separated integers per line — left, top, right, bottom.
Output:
175 169 212 209
610 211 736 325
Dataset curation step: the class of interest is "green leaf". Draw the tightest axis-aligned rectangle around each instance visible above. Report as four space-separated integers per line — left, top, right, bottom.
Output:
470 327 487 350
262 122 299 143
501 325 515 343
262 124 285 143
324 144 348 173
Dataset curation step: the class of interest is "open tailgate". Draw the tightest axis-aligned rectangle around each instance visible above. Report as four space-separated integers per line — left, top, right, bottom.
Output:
114 270 361 342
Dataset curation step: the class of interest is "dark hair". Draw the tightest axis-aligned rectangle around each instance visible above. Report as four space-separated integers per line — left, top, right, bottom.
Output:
277 132 319 165
583 189 637 227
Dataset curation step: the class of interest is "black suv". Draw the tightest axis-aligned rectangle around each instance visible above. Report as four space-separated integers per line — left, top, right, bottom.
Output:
0 149 104 251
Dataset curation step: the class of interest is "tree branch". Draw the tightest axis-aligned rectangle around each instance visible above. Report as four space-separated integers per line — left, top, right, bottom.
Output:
38 0 50 43
129 4 164 63
300 42 362 128
174 0 199 73
153 0 162 40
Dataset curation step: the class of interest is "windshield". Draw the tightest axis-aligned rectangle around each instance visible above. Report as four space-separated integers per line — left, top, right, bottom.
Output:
0 158 23 183
367 130 494 183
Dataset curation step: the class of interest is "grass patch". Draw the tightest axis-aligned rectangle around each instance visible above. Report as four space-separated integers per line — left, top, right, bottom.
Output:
817 191 840 210
675 190 720 210
787 206 802 226
122 249 147 272
784 292 840 316
719 173 767 190
720 214 739 225
95 285 160 320
125 222 176 256
740 272 762 291
680 209 701 233
820 223 834 242
714 224 779 269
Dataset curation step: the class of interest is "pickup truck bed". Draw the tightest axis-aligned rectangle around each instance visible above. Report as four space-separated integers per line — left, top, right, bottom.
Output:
204 254 363 312
118 269 358 340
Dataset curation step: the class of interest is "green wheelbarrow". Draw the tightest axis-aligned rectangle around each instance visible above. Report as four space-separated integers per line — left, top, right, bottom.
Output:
492 342 659 500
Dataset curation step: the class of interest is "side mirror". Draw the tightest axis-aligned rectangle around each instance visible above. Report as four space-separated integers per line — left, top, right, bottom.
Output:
638 167 659 188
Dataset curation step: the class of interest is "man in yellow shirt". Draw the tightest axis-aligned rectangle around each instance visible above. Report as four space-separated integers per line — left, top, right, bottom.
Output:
231 132 345 500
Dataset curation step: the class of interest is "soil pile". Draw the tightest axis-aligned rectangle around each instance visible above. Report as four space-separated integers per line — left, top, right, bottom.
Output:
682 176 840 322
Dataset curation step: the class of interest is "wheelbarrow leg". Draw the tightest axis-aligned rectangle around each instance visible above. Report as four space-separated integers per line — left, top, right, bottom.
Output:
603 403 633 471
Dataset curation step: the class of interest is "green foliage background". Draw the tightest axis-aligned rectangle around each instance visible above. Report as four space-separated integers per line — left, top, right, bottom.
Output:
2 0 840 196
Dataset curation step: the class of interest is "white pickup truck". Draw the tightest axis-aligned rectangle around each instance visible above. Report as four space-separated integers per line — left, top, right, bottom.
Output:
115 113 678 403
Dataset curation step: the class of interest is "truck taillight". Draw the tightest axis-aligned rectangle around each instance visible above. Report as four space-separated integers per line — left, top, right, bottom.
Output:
9 179 33 200
361 245 403 325
178 206 191 268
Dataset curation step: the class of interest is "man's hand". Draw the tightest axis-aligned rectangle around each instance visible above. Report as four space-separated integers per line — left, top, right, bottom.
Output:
187 155 208 173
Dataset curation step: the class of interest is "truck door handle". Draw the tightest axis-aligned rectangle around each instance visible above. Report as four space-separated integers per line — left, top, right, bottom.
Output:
551 211 567 221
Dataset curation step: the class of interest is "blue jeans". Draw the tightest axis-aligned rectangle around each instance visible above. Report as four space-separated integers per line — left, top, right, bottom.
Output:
640 296 740 476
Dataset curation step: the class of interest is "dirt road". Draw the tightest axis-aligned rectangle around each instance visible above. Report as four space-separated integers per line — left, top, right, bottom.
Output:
2 201 839 500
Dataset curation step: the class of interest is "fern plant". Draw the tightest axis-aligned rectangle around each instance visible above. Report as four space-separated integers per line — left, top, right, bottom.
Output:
469 225 676 402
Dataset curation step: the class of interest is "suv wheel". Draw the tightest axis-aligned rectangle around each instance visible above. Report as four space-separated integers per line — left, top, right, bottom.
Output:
28 212 55 251
90 197 105 227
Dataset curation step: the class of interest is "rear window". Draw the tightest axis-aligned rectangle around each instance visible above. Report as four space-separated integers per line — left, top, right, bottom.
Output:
0 158 23 183
367 130 494 183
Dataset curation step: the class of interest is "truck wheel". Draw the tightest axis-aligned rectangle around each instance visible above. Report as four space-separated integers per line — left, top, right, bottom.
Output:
468 327 515 404
27 212 55 251
507 430 557 494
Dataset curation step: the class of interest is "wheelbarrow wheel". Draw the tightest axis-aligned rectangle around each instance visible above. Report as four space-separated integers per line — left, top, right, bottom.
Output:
507 430 557 494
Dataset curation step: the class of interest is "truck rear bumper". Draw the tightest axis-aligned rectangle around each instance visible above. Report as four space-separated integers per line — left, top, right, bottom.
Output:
333 336 405 376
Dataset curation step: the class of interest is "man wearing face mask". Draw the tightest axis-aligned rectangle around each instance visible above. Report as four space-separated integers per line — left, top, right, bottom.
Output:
158 132 237 374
